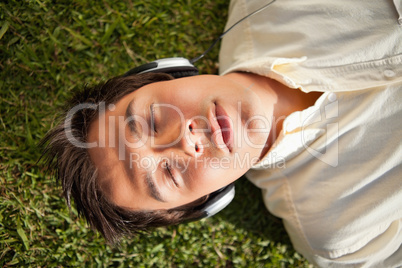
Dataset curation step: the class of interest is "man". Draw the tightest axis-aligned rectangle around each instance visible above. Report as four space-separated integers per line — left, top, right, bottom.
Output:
41 0 402 266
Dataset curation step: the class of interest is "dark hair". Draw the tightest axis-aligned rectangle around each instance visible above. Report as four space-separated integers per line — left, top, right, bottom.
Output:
40 73 208 244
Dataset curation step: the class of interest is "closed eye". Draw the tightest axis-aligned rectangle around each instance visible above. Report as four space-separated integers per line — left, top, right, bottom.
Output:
150 103 157 133
164 162 179 188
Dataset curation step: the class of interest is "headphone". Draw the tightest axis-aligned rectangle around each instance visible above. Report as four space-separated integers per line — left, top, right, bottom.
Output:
122 0 276 220
123 57 199 78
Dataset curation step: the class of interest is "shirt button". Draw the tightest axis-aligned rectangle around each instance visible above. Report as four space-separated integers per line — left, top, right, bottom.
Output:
384 69 396 79
328 92 337 102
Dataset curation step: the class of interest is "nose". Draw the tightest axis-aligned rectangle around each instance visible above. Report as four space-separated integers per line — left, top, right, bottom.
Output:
153 119 206 156
182 120 206 156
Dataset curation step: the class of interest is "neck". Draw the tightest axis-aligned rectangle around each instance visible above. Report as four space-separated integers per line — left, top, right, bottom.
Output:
223 72 322 159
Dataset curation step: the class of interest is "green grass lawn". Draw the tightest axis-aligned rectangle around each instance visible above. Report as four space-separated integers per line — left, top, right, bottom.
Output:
0 0 311 266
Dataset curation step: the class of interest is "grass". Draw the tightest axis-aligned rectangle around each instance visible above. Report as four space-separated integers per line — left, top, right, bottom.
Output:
0 0 311 266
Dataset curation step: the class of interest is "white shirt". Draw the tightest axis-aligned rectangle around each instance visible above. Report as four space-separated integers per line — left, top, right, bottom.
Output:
219 0 402 267
219 0 402 92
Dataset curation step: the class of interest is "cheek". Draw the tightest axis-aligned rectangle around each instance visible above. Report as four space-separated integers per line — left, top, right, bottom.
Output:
159 105 184 120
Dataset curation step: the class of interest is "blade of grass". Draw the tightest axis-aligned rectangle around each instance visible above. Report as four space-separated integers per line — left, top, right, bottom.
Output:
16 217 29 251
100 19 119 44
0 21 9 40
63 26 93 47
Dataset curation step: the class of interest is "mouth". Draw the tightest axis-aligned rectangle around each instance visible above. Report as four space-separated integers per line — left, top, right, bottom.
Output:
210 102 233 152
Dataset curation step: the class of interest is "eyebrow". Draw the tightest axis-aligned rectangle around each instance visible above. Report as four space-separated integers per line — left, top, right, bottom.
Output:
125 99 139 136
145 172 166 203
125 99 165 203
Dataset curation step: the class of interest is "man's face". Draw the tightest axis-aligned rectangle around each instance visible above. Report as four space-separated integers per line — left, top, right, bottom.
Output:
87 74 272 210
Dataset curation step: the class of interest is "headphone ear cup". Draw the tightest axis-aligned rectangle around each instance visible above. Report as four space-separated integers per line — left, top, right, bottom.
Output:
184 183 235 222
124 58 199 78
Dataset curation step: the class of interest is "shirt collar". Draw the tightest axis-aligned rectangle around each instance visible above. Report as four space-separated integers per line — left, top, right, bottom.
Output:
252 92 333 169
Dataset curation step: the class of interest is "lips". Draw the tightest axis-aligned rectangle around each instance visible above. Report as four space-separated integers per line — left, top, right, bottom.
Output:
209 103 233 152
